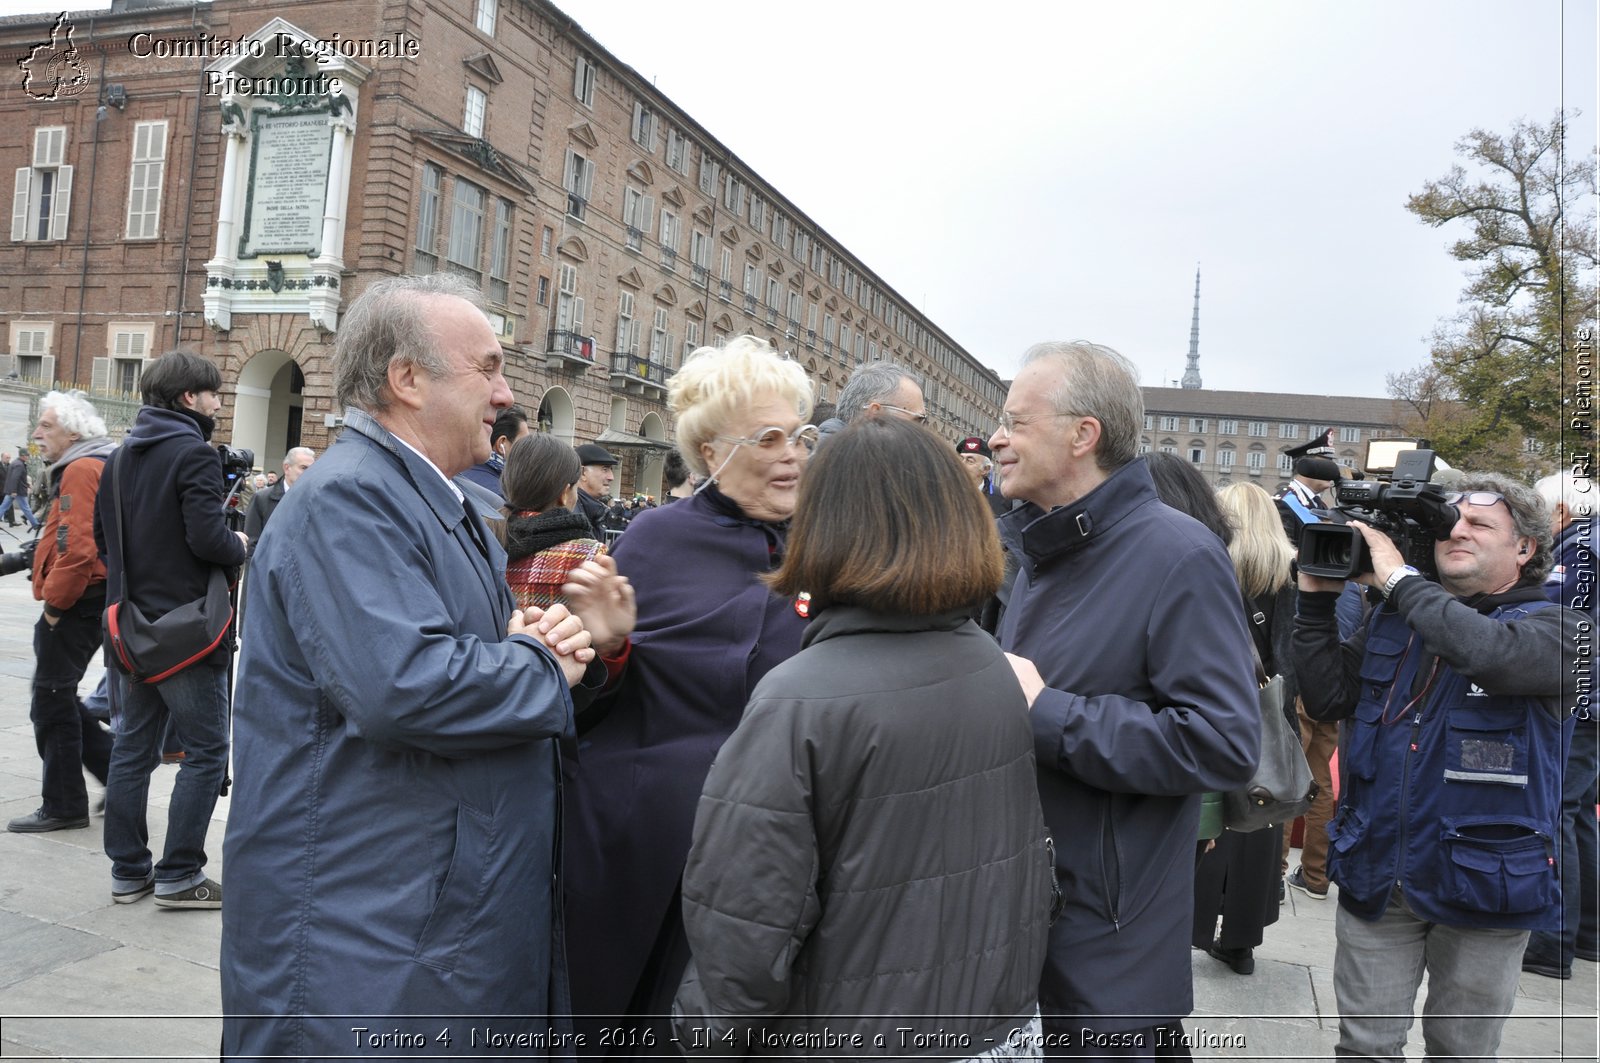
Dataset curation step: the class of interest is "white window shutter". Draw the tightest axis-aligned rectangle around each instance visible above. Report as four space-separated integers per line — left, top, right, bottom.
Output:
113 331 131 357
573 296 584 333
39 355 55 384
50 165 72 240
12 168 30 241
34 127 64 167
91 357 110 391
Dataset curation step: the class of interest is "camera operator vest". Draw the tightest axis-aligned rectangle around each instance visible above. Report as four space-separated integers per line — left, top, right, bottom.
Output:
1327 596 1570 930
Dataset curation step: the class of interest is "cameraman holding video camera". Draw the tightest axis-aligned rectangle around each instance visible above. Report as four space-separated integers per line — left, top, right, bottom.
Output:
1292 471 1580 1061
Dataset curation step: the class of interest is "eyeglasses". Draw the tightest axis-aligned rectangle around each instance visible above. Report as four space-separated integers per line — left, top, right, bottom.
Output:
878 403 929 425
715 424 819 457
994 411 1074 438
1444 491 1507 510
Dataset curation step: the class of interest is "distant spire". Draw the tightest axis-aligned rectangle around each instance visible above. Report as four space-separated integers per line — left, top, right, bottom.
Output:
1181 265 1202 390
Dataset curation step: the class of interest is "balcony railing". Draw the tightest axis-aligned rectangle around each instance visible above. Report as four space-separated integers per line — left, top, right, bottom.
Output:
659 247 678 271
691 264 709 288
566 193 587 221
718 279 733 301
625 226 643 251
608 349 673 396
545 330 596 370
742 293 758 315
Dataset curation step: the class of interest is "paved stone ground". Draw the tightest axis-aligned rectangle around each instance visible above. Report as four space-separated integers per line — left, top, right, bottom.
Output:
0 538 1593 1060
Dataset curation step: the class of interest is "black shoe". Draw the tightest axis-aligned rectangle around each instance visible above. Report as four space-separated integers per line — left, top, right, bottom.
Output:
7 807 91 833
1521 956 1572 980
1206 941 1255 975
154 877 222 910
1288 866 1329 899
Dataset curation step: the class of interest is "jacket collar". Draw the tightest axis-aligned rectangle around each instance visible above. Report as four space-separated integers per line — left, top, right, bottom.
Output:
341 407 469 533
801 604 971 649
1001 457 1158 568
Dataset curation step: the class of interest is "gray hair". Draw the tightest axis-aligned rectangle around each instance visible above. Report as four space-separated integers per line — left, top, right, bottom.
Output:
836 361 924 423
1535 471 1595 520
1019 341 1143 471
39 390 108 440
1457 472 1554 585
282 446 315 468
334 273 483 411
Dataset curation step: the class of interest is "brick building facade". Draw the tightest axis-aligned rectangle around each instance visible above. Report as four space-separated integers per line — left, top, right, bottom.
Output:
0 0 1006 494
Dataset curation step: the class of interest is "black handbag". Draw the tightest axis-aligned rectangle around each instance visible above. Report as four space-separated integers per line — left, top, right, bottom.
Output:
102 448 234 684
1223 610 1318 833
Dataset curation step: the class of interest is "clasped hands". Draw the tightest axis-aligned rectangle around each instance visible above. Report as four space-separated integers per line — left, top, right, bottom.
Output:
506 554 638 687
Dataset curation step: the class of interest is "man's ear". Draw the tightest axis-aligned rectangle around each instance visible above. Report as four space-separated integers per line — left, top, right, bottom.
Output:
1068 415 1102 459
386 359 425 411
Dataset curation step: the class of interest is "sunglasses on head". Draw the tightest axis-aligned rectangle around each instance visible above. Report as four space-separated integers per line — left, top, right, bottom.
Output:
1443 490 1506 510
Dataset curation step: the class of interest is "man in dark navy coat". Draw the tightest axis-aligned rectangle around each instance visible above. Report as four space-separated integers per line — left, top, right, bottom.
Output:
992 341 1259 1058
221 274 605 1058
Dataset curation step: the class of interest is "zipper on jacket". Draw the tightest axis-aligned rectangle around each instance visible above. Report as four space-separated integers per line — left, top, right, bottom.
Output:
1098 798 1121 931
1394 708 1424 890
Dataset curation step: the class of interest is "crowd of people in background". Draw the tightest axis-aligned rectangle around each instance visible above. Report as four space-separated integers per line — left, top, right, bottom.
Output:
1 277 1592 1062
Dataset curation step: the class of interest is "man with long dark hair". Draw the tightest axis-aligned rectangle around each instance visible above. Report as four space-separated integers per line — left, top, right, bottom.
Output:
94 351 247 908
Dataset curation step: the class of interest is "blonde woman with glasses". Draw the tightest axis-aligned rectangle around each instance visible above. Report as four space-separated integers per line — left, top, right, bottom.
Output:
561 336 816 1051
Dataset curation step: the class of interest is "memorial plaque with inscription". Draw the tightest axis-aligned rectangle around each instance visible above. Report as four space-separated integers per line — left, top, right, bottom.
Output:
240 111 333 258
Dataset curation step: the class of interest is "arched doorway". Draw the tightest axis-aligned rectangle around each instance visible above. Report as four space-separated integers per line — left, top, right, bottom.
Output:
538 387 575 444
233 349 305 474
637 411 667 499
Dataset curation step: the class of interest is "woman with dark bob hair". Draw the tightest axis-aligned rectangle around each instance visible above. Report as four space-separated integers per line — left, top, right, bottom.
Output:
495 433 606 609
672 417 1054 1056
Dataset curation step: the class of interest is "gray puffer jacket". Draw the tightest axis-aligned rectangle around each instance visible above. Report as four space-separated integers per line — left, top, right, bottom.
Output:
673 606 1052 1057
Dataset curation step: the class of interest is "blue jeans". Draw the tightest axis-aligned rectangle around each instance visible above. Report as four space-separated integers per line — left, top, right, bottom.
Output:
1524 721 1600 970
1 492 39 527
1333 889 1527 1061
103 663 229 895
31 602 112 818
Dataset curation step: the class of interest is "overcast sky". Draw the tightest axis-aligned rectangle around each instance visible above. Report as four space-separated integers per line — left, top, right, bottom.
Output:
5 0 1594 398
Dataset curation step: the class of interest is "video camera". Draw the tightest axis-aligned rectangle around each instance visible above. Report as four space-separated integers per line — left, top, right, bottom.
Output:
218 444 255 485
0 536 38 578
1297 448 1459 579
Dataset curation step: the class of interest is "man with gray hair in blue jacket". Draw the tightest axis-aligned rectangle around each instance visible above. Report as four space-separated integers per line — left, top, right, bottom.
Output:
993 340 1260 1057
220 274 609 1059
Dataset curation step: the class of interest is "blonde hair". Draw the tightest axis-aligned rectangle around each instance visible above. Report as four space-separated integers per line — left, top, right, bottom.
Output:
1217 481 1294 598
668 335 813 477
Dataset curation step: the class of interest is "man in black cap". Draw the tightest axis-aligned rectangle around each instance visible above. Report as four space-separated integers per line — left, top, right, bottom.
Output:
574 443 618 541
1275 426 1343 906
956 436 1010 517
1277 428 1340 533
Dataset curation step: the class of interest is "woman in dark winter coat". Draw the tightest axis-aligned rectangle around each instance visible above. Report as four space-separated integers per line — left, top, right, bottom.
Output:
496 433 606 609
673 417 1054 1056
560 336 816 1049
1190 480 1299 975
